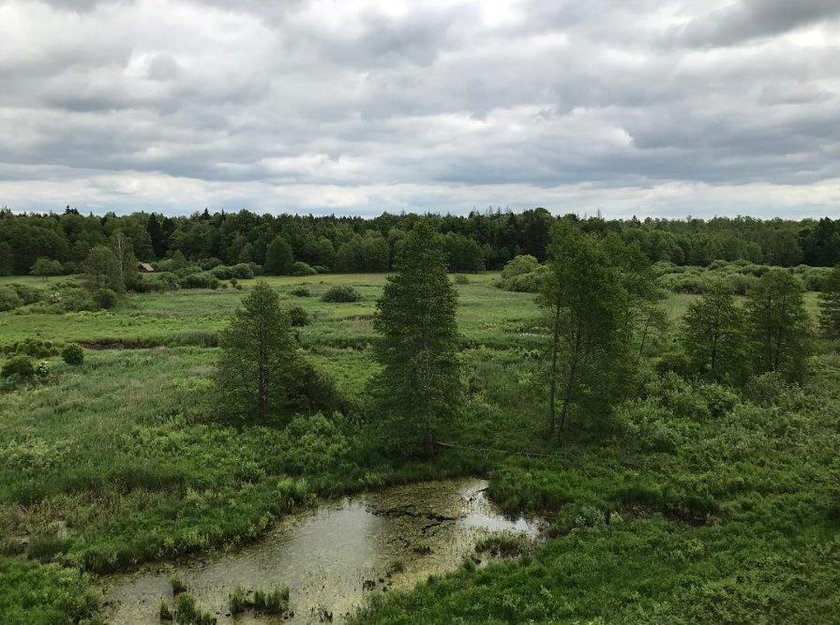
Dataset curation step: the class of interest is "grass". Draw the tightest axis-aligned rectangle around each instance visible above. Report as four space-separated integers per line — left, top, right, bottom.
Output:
0 271 836 623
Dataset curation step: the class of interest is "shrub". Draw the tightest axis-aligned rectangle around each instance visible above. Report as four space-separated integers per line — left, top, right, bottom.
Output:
2 355 34 379
11 283 43 305
11 338 59 357
288 305 310 327
178 272 220 289
501 255 539 279
453 274 470 285
289 286 311 297
160 601 173 621
0 286 22 311
322 285 361 303
198 257 223 270
211 264 254 280
61 343 85 365
95 288 118 309
291 261 317 276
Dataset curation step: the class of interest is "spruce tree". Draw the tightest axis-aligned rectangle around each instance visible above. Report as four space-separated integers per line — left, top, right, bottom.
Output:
681 281 746 384
745 269 811 382
372 223 460 455
819 263 840 340
215 281 301 421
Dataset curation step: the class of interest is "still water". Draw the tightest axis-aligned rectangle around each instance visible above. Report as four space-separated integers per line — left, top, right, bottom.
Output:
103 478 540 624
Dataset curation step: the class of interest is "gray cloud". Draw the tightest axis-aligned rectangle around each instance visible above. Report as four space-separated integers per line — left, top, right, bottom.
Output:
0 0 839 217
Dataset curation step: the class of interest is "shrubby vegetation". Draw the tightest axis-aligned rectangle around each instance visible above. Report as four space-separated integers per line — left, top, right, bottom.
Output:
1 212 839 623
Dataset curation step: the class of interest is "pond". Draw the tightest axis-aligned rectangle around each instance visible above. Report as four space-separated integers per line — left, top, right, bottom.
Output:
103 478 541 624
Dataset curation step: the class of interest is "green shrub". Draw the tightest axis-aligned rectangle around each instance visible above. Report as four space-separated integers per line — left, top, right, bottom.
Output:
160 600 173 621
453 274 470 285
61 343 85 365
95 288 118 309
289 286 311 297
11 283 43 305
288 305 310 327
322 285 361 302
0 286 22 311
2 355 34 379
11 337 59 357
211 264 254 280
292 261 317 276
178 272 220 289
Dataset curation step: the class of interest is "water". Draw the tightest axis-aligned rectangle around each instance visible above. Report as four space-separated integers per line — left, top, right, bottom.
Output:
103 478 541 624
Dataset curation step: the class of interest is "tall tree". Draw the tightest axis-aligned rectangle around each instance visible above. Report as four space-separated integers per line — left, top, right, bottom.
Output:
745 269 811 381
215 282 302 421
264 236 294 275
30 258 62 280
110 231 137 287
681 282 746 384
372 223 461 455
819 263 840 340
84 246 124 292
539 221 632 436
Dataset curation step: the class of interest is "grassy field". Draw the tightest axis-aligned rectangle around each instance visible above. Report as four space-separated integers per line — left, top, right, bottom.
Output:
0 272 837 624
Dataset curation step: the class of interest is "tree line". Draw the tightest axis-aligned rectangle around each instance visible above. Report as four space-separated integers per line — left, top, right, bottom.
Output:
3 206 840 277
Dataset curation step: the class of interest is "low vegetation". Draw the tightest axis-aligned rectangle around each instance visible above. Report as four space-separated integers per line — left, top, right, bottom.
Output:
1 216 839 624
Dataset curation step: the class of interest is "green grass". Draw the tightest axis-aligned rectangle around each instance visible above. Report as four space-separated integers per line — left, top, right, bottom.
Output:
0 271 836 624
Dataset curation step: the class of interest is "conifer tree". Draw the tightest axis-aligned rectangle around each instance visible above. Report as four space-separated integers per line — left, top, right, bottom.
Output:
216 281 302 421
372 223 460 455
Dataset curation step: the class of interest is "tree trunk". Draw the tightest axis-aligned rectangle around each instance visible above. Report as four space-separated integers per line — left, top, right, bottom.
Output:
548 301 561 437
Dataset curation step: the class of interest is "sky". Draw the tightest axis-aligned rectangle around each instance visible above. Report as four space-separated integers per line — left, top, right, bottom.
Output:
1 0 839 218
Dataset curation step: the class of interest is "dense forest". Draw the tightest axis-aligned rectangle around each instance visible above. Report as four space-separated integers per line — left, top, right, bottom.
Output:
3 207 840 276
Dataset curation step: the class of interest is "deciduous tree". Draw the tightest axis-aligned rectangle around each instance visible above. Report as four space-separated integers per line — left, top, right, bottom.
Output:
681 282 746 384
745 269 811 381
539 221 632 436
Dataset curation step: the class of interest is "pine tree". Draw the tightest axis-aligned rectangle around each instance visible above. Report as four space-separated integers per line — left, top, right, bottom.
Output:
215 282 302 421
681 281 746 384
819 263 840 340
372 223 461 455
540 221 633 436
745 269 811 381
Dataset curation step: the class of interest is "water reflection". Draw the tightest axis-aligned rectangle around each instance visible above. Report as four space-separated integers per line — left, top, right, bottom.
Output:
104 478 540 624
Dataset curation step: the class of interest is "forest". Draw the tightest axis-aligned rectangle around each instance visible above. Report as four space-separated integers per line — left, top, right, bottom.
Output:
3 207 840 278
1 211 839 624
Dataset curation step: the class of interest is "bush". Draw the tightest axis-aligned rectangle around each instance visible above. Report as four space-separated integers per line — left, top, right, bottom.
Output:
288 305 310 327
11 283 44 305
95 288 118 309
289 286 310 297
453 274 470 285
10 338 59 358
61 343 85 365
2 356 34 379
211 264 254 280
322 285 361 302
0 286 22 311
178 272 220 289
501 255 539 279
291 261 317 276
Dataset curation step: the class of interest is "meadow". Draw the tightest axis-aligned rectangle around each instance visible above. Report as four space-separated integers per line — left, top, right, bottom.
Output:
0 272 837 624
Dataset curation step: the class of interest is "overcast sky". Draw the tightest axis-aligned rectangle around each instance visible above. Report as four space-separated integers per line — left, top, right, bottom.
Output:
1 0 839 218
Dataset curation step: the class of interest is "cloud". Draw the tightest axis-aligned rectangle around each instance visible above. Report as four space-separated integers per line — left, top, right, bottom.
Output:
0 0 839 218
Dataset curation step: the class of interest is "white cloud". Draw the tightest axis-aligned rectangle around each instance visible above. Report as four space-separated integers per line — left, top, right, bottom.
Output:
0 0 839 217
